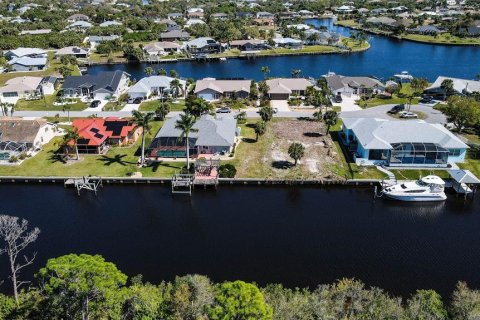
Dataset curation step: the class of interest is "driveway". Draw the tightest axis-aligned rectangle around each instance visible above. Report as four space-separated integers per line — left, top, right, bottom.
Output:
270 100 291 112
341 104 446 124
333 94 362 112
121 103 140 112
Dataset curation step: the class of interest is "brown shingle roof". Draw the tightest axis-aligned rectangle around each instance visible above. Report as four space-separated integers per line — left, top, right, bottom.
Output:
0 117 47 144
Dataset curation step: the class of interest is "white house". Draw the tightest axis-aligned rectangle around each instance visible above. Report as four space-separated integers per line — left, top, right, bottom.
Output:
85 35 120 49
143 42 181 58
4 48 47 60
324 73 385 97
194 78 252 101
127 76 186 99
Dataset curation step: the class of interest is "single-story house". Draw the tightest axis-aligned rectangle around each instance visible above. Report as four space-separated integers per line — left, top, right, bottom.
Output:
72 117 141 154
159 30 190 41
167 12 184 20
229 39 268 51
143 42 181 58
147 114 237 158
0 76 43 103
4 47 47 60
304 30 340 45
341 117 469 167
187 12 205 19
256 11 274 19
186 19 206 27
8 57 47 72
324 73 385 97
85 35 120 49
298 10 314 17
67 13 90 23
273 37 303 48
194 78 251 101
184 37 222 54
55 46 90 58
99 20 122 27
67 21 93 30
211 13 229 20
408 25 444 35
19 29 52 35
0 117 57 160
424 76 480 99
128 76 186 99
266 78 314 100
365 17 398 29
335 5 355 13
155 19 179 31
62 70 130 101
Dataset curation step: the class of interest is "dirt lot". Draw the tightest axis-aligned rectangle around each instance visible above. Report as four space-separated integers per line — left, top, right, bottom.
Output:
234 119 343 179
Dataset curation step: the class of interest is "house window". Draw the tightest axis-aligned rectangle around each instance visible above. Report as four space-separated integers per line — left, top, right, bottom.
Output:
449 149 461 156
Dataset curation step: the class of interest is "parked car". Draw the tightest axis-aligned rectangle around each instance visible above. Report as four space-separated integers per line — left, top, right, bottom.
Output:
420 96 434 104
90 100 101 108
334 95 342 103
273 107 278 113
133 97 144 104
399 111 418 118
216 107 232 113
387 104 405 114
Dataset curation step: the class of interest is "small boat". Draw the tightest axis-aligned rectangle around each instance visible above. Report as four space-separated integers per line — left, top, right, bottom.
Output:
380 175 447 202
219 57 227 61
393 71 413 82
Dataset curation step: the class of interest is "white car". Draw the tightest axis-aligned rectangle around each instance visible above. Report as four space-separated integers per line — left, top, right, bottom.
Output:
399 111 418 119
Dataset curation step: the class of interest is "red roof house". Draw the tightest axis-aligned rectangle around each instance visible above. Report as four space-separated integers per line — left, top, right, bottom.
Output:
72 117 142 154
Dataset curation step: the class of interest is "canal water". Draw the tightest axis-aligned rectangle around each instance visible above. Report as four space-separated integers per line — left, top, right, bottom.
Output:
87 18 480 82
0 184 479 298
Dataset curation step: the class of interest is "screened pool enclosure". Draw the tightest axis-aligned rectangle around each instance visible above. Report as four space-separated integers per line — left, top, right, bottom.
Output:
388 143 448 165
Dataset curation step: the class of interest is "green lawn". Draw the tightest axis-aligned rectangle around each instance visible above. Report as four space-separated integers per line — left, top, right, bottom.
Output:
390 169 450 180
0 121 185 178
139 99 186 112
334 20 362 28
401 33 480 45
15 92 87 111
359 84 421 108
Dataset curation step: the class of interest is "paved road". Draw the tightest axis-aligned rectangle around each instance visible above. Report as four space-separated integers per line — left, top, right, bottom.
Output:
13 104 446 124
341 104 446 124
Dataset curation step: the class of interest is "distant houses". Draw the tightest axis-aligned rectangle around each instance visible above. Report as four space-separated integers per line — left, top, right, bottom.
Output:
148 114 238 158
143 42 181 58
194 78 251 101
55 46 90 58
127 76 186 100
85 35 120 49
159 30 190 42
4 48 47 60
340 118 468 167
424 76 480 99
62 71 129 101
184 37 222 54
72 118 141 154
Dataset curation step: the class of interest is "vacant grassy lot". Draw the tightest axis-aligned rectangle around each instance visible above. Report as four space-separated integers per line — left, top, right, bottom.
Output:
359 84 421 108
139 99 186 112
15 92 87 111
0 121 185 178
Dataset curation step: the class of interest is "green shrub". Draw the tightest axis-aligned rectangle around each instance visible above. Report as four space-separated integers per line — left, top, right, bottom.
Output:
218 164 237 178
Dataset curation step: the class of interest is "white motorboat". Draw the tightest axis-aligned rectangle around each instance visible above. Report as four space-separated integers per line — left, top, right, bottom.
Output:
393 71 413 82
381 175 447 202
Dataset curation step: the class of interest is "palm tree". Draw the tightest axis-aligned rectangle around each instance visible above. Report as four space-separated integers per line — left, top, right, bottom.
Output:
144 67 154 76
440 79 454 101
260 66 270 79
254 120 267 141
324 110 338 134
259 105 274 122
307 32 320 45
288 142 305 166
63 105 72 122
169 79 183 98
0 102 12 116
169 69 179 78
410 77 429 96
157 68 167 76
155 102 170 121
63 128 80 160
175 113 198 172
132 110 155 166
291 69 302 78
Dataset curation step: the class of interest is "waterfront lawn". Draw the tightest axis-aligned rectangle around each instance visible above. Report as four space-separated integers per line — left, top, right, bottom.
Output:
401 33 480 45
390 169 450 180
0 121 185 178
359 84 421 108
139 99 186 112
458 147 480 177
88 51 127 64
335 20 362 28
15 92 87 111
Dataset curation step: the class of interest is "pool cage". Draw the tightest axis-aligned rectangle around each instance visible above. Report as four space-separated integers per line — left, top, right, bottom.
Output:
0 141 28 160
388 142 448 166
147 137 197 158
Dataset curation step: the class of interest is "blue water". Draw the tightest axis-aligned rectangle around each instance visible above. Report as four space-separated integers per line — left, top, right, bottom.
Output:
88 18 480 82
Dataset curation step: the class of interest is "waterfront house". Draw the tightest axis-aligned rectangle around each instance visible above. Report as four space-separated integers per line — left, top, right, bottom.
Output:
304 30 340 45
143 42 181 58
424 76 480 99
72 117 141 154
4 48 47 60
229 39 268 51
0 117 57 160
408 25 444 35
324 73 385 97
340 118 468 167
127 76 186 99
298 10 314 17
55 46 90 58
194 78 251 101
273 37 303 48
185 37 222 54
62 70 130 101
266 78 313 100
159 30 190 42
148 114 237 158
85 35 120 49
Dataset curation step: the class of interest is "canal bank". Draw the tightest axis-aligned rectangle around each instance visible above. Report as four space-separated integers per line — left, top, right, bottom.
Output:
0 183 478 298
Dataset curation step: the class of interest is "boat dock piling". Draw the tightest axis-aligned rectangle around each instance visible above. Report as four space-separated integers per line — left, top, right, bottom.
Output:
64 176 103 196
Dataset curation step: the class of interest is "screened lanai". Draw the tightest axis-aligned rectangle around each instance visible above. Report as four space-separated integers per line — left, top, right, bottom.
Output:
389 142 448 165
0 141 28 160
147 136 197 158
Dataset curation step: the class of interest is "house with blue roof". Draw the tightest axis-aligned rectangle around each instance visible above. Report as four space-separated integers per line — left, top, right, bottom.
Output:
62 70 130 101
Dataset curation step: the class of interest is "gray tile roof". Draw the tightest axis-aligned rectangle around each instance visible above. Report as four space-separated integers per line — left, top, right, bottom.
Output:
325 74 385 91
342 118 468 150
155 114 236 147
427 76 480 94
128 76 186 94
62 70 127 94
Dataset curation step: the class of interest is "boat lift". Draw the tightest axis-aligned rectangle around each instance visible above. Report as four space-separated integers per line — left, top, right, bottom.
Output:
447 169 480 199
65 176 103 196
